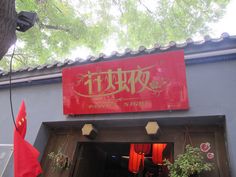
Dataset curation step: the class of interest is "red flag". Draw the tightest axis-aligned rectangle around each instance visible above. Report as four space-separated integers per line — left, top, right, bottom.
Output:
14 101 42 177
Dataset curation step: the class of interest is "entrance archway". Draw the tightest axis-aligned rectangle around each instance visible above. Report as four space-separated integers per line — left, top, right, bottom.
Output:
40 124 230 177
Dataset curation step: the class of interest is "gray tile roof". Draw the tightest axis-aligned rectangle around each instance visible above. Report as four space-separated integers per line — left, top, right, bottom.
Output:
0 33 236 79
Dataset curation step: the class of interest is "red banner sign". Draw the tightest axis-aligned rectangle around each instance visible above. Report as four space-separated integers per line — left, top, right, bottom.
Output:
62 50 189 115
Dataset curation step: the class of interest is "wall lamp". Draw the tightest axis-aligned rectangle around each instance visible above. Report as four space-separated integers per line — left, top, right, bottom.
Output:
16 11 37 32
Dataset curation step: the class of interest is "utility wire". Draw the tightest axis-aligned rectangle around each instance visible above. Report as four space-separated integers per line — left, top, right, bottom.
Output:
9 44 18 131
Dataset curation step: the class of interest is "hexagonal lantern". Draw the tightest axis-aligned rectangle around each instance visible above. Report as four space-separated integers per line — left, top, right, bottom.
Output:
145 121 160 138
82 124 98 139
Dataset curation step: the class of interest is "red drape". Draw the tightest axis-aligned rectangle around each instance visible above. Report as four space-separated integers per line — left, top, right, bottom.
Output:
128 144 144 173
134 144 151 155
152 143 167 165
14 101 42 177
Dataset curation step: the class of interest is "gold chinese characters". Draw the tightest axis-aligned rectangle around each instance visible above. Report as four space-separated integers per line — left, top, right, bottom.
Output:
74 65 168 98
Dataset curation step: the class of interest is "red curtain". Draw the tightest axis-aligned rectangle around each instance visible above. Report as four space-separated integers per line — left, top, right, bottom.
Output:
129 144 144 173
134 144 151 155
152 143 167 165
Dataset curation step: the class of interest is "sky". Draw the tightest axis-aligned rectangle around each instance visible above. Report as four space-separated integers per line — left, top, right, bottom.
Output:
210 0 236 36
69 0 236 59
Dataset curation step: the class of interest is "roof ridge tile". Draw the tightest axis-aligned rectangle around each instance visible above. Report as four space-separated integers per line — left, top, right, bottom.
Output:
1 33 236 76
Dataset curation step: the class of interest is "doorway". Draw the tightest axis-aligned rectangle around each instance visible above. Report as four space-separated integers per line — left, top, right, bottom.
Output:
71 143 174 177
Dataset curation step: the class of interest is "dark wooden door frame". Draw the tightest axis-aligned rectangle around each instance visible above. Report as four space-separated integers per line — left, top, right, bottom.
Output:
40 125 230 177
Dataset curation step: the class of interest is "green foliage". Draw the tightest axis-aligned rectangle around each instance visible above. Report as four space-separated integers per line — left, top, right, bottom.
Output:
48 149 71 171
118 0 229 48
0 0 230 70
14 0 112 64
164 145 213 177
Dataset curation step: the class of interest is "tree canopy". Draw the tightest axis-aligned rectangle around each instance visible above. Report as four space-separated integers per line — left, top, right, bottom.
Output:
0 0 230 70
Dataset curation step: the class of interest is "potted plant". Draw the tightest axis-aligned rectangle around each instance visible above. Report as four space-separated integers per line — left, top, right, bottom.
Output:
48 149 71 171
164 145 213 177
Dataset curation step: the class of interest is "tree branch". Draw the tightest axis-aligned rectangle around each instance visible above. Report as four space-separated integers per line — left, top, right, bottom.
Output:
4 53 33 57
14 55 27 65
138 0 155 15
36 0 47 4
37 21 71 32
138 0 167 33
113 0 124 16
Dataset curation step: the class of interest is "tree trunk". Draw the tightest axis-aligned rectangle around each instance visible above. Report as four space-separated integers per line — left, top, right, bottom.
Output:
0 0 17 59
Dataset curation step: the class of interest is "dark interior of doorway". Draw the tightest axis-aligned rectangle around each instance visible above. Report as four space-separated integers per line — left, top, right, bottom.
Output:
72 142 174 177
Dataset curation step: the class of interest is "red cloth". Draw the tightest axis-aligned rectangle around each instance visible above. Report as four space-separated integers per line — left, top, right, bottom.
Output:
14 101 42 177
